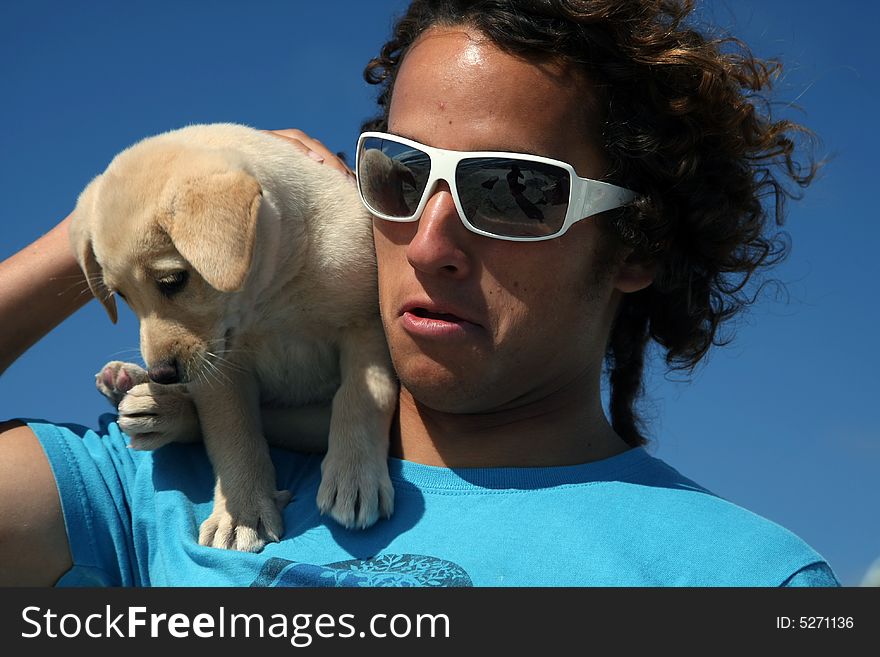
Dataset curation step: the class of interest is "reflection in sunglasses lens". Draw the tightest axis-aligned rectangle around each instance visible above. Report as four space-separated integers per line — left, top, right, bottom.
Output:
359 138 430 217
456 158 569 237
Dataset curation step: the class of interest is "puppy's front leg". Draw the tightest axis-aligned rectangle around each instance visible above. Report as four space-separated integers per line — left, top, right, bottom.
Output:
190 373 287 552
317 322 398 529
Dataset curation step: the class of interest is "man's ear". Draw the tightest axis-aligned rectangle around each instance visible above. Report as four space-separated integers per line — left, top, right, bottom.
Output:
613 251 656 295
68 176 118 323
160 171 262 293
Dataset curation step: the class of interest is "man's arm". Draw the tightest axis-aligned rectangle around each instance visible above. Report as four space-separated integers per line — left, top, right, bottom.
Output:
0 214 91 375
0 216 88 584
0 420 72 585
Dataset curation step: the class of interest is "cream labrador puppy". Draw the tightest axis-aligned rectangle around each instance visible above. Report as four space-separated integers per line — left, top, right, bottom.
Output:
69 123 397 552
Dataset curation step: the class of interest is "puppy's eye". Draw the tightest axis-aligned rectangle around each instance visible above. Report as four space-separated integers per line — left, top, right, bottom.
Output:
156 271 189 297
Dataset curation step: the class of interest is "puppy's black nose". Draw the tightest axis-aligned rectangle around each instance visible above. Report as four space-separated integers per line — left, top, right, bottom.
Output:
148 360 180 385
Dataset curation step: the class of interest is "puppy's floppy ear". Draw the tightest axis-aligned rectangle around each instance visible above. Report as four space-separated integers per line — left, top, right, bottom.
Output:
68 176 118 323
161 171 262 293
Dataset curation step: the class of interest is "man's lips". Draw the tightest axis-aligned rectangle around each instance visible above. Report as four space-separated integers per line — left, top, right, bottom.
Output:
399 301 482 338
399 301 479 325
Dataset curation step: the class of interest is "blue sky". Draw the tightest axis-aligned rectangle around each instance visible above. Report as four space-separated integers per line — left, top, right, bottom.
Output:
1 0 877 586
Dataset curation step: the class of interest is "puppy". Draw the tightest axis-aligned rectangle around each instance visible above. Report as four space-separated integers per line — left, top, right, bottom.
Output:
69 123 398 552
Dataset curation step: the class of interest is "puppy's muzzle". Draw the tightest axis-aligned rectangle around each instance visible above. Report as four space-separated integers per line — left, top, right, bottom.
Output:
148 359 181 385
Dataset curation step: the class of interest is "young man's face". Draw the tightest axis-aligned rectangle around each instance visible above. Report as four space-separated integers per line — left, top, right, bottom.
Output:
374 26 645 415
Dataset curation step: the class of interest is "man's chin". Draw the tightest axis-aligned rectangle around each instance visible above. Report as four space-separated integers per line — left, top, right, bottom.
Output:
400 376 488 415
391 348 505 412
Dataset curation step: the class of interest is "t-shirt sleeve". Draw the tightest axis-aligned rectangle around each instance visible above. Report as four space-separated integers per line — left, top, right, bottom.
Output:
781 561 841 587
27 415 144 586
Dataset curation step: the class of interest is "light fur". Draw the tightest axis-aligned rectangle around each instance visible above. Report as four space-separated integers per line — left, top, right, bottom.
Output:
70 123 398 552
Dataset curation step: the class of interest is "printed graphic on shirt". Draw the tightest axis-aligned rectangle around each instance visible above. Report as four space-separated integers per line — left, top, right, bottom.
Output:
250 553 473 587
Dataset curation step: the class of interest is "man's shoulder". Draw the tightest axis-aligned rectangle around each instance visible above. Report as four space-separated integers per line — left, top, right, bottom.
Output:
590 453 837 586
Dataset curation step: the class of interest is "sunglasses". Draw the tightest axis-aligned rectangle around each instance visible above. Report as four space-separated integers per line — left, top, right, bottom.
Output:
355 131 638 242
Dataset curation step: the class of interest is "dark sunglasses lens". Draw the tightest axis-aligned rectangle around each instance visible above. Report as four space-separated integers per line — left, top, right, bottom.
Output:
455 158 570 238
358 137 431 218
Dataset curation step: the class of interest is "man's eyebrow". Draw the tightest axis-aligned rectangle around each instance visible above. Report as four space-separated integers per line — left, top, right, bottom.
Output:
385 129 420 143
388 130 548 158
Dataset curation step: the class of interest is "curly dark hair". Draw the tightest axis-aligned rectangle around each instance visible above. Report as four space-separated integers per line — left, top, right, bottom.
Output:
361 0 819 447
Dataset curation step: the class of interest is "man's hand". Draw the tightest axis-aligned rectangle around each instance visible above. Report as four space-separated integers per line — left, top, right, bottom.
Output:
265 129 356 183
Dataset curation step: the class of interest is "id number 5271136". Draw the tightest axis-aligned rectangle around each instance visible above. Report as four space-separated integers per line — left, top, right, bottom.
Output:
776 616 854 630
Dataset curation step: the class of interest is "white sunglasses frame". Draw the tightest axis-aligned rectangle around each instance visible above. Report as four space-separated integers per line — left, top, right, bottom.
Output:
355 131 638 242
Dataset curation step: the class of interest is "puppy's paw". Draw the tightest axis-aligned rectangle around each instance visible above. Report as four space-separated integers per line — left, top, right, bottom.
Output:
95 360 149 408
117 382 200 450
198 490 289 552
317 449 394 530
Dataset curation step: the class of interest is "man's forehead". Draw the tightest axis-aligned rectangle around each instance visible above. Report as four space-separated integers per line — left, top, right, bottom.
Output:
389 25 607 177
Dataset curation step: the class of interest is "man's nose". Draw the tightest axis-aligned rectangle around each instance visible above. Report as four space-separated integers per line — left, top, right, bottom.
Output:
405 180 472 277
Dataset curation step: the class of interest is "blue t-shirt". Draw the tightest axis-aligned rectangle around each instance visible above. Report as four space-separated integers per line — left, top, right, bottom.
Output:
28 415 839 587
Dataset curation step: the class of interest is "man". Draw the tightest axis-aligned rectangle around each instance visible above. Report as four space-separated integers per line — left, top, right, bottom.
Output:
0 0 837 586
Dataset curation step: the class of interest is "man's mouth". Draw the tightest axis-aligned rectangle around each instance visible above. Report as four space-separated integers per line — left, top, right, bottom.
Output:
400 302 481 338
408 307 463 322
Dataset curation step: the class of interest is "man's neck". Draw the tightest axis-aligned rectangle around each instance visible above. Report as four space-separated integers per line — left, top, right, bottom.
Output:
389 382 631 468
